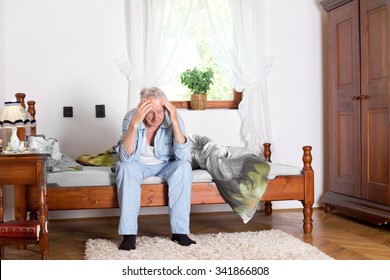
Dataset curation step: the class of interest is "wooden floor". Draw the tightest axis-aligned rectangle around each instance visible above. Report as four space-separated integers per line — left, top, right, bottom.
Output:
1 207 390 260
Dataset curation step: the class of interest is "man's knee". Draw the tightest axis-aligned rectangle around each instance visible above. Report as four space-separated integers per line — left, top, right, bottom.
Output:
177 159 192 169
166 160 192 184
116 162 143 181
173 160 192 175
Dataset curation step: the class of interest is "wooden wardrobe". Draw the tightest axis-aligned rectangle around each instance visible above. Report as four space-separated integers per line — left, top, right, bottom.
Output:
321 0 390 224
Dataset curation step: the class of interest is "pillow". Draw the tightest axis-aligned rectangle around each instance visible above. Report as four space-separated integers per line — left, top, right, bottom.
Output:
27 136 62 160
47 154 83 172
27 135 52 154
46 138 62 160
27 135 82 172
76 150 116 166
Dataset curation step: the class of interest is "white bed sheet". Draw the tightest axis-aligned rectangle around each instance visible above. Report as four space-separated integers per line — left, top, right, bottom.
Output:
47 167 213 187
47 163 301 187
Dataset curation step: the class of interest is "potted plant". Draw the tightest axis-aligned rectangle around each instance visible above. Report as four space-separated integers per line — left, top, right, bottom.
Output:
180 67 214 110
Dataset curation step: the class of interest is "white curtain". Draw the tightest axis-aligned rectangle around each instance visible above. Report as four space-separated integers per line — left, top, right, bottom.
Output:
117 0 199 109
118 0 271 153
203 0 272 153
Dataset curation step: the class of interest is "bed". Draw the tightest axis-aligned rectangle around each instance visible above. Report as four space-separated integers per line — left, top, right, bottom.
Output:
14 93 314 234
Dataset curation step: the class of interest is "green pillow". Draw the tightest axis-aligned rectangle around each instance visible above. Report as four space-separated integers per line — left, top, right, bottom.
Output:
76 150 115 166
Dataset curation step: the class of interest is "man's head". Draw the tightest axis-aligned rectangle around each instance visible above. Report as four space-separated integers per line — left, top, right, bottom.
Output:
140 87 168 101
140 87 167 128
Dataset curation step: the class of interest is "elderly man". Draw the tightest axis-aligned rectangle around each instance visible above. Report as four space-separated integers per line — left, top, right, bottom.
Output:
115 87 195 250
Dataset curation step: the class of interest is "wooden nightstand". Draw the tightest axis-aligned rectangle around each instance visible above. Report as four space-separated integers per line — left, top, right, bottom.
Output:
0 153 50 260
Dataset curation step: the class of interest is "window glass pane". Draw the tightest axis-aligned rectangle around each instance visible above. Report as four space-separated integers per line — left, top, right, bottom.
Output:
161 3 232 101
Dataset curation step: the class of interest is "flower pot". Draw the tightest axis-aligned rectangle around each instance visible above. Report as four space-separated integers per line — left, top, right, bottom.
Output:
191 94 207 110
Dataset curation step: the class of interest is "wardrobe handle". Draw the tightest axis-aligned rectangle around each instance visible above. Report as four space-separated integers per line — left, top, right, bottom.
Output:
353 95 369 101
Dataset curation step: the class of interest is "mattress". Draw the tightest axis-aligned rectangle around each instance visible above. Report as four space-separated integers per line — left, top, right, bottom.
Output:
46 163 301 187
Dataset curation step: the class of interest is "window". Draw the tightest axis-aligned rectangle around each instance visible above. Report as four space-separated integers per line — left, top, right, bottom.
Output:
158 1 242 109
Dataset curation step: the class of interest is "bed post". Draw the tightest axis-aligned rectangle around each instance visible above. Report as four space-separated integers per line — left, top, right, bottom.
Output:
14 94 39 222
15 93 26 108
27 100 38 220
302 146 314 234
13 94 28 227
27 101 37 135
263 143 271 162
15 93 27 141
263 143 273 215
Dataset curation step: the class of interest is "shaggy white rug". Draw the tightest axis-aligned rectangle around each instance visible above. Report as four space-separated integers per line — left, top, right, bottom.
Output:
84 229 333 260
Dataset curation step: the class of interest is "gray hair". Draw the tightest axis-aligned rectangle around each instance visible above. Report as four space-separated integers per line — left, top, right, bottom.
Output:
140 87 168 101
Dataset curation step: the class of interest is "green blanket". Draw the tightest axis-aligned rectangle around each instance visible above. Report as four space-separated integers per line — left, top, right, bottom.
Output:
76 150 116 166
213 155 270 223
189 134 270 223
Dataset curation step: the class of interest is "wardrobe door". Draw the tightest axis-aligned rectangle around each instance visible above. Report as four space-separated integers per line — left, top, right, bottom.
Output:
328 0 361 197
360 0 390 204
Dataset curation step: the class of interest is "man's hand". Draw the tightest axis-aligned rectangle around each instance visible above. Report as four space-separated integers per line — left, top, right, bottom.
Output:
162 100 186 144
130 99 152 128
122 99 152 156
162 100 178 123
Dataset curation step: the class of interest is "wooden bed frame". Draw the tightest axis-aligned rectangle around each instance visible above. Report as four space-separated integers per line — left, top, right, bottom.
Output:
15 93 314 234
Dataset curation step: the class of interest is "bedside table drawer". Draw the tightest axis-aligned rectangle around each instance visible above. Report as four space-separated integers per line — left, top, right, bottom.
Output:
0 160 37 185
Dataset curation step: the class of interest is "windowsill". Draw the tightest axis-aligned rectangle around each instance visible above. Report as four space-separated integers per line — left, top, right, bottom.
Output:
172 100 238 109
172 91 242 110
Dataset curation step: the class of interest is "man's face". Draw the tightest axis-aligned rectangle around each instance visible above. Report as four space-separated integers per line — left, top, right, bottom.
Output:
144 98 165 128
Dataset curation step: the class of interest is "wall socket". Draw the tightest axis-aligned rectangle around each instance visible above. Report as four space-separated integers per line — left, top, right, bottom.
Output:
63 106 73 118
95 104 105 118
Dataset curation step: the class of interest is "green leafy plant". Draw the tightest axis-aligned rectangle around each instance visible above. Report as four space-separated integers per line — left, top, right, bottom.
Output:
180 67 214 94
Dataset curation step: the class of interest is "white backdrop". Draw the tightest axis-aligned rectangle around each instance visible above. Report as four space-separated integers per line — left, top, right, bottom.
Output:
0 0 326 219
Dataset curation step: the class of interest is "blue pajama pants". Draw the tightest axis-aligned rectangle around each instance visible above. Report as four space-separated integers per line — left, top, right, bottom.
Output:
115 160 193 235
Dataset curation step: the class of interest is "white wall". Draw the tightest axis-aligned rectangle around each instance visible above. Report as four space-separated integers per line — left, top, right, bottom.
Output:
0 0 4 98
1 0 327 219
0 0 6 128
265 0 326 210
1 0 128 157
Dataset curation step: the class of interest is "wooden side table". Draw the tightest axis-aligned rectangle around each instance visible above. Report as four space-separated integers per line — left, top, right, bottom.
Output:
0 153 49 260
